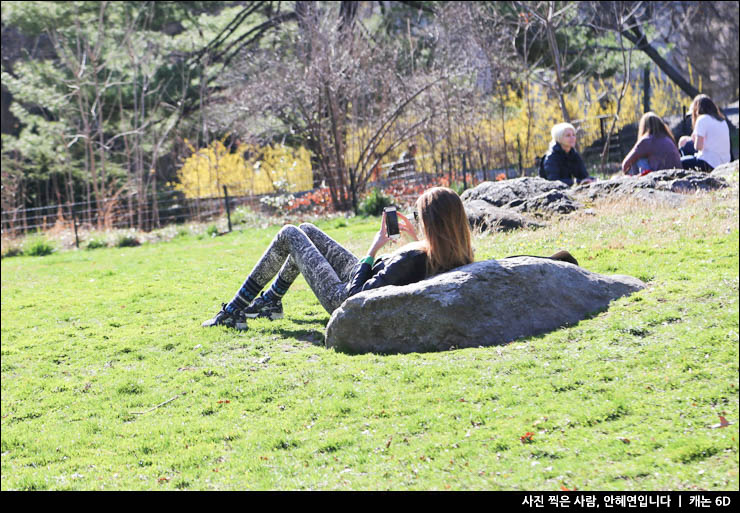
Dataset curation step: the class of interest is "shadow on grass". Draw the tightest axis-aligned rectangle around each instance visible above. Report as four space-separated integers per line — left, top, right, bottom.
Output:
288 316 331 326
271 327 326 347
271 304 616 355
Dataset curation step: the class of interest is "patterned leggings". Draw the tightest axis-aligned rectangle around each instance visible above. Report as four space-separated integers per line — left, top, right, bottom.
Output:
234 223 359 314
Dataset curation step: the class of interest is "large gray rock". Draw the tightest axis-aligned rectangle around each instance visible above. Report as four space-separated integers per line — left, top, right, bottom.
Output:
710 160 739 181
462 177 580 223
464 199 545 232
503 190 583 215
461 177 568 207
325 257 645 354
624 189 687 207
635 168 728 192
573 168 728 203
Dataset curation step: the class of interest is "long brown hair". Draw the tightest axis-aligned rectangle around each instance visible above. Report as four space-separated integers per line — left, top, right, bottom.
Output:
691 94 725 128
407 187 474 275
638 112 676 144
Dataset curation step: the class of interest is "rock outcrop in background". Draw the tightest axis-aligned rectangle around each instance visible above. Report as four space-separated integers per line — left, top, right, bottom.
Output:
573 168 729 202
502 190 583 215
709 160 739 180
463 166 735 233
464 199 545 232
460 177 568 207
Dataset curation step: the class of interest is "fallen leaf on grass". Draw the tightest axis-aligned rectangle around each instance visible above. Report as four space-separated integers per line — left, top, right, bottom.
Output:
709 415 731 429
217 400 230 404
520 432 535 443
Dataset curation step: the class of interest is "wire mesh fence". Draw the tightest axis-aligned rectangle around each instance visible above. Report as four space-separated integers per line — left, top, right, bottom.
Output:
1 154 534 242
1 187 264 240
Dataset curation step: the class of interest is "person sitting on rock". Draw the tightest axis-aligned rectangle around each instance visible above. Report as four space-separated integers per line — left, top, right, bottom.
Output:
678 135 693 152
679 94 731 172
542 123 595 186
202 187 474 331
621 112 682 176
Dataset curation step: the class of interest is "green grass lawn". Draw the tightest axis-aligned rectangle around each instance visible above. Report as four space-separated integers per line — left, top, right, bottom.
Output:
1 185 738 491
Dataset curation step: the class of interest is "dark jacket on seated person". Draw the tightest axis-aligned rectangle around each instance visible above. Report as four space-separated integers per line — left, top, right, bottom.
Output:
346 248 428 297
543 143 590 186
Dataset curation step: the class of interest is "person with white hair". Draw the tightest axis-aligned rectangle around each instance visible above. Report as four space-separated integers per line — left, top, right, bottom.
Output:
541 123 594 186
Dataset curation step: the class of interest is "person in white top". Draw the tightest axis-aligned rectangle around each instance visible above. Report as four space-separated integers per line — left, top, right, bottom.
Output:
679 94 731 171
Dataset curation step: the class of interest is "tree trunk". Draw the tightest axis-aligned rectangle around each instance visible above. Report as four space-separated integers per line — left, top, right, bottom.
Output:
622 23 700 99
499 87 510 170
543 13 571 123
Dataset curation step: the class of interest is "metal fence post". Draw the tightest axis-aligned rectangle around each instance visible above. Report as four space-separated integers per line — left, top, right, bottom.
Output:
223 185 232 233
461 152 467 189
517 136 523 177
643 66 650 114
72 206 80 249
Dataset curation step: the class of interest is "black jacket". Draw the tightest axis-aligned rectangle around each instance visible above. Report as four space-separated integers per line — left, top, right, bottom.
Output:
543 143 589 186
346 248 428 297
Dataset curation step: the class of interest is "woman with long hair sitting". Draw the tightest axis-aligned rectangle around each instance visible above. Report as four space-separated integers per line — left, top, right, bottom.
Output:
679 94 731 172
621 112 682 175
202 187 475 331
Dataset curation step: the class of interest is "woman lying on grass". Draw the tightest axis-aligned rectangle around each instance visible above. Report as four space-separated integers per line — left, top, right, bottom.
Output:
203 187 475 331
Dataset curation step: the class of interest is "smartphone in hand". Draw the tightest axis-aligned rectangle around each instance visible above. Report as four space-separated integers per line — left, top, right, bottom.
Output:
384 207 400 239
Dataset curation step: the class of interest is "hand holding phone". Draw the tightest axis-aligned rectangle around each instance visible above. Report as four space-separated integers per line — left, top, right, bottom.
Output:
384 207 400 240
396 211 418 240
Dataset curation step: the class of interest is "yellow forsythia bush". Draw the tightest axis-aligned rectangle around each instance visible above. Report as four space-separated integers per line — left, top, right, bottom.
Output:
176 71 692 196
174 136 313 198
345 72 689 177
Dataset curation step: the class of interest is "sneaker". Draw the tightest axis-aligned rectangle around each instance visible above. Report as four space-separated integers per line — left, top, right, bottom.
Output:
243 292 284 320
201 303 248 331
